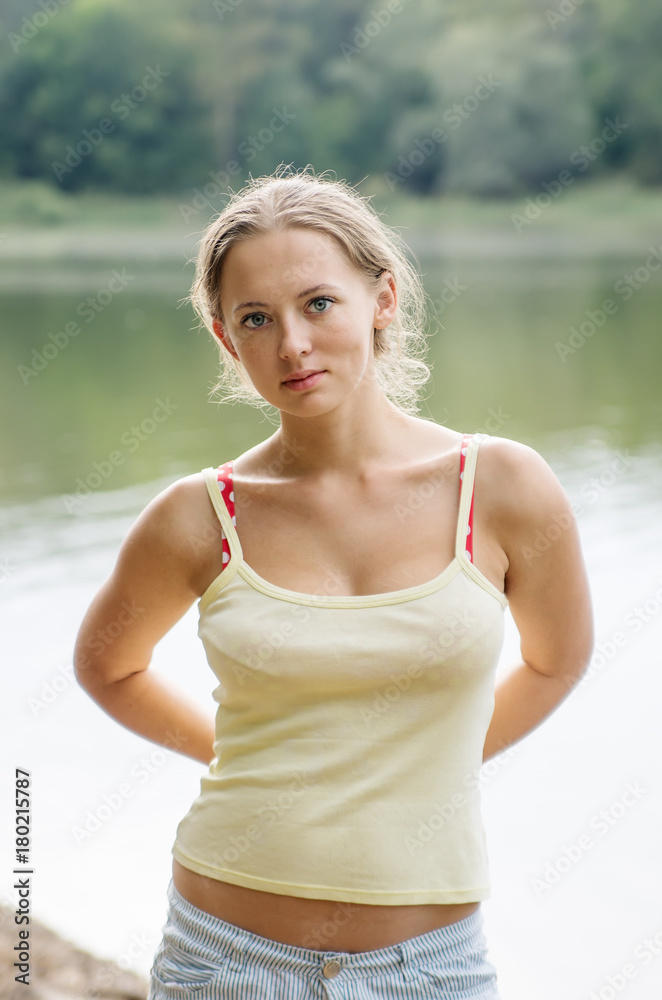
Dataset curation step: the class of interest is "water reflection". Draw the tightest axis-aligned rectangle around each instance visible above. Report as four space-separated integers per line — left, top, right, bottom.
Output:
2 251 660 506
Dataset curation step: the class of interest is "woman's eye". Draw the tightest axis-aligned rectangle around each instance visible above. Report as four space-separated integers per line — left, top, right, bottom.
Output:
241 312 268 329
240 298 333 327
309 297 333 313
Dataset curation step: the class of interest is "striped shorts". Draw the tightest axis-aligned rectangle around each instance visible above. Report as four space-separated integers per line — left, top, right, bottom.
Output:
148 879 502 999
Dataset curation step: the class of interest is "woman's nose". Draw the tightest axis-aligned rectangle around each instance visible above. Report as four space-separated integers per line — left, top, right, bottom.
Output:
277 313 313 358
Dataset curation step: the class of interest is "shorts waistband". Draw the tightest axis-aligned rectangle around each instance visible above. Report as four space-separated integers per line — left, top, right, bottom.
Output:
165 878 485 979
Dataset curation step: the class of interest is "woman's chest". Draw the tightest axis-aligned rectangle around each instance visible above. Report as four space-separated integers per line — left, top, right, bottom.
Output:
228 470 494 598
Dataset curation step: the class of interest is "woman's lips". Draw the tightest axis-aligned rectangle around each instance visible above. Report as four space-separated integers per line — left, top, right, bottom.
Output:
283 371 326 391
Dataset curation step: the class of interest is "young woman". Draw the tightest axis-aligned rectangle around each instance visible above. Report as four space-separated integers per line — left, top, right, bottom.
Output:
74 166 594 999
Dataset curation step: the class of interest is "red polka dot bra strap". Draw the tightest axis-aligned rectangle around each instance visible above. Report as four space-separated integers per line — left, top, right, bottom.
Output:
216 460 235 570
459 434 474 563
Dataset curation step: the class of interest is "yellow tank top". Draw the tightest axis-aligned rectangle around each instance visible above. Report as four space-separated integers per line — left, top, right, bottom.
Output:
172 432 509 905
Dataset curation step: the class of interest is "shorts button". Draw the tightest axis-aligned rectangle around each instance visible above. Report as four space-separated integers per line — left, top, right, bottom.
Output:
322 959 342 978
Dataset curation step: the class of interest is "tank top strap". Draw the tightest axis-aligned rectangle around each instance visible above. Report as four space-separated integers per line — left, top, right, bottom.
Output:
454 433 486 564
201 461 237 569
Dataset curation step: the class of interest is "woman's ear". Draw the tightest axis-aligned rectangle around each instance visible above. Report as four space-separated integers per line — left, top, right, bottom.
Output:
374 272 398 330
212 318 239 361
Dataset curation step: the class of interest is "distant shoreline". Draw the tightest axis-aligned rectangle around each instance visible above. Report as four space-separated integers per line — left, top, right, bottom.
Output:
2 226 661 263
2 176 662 261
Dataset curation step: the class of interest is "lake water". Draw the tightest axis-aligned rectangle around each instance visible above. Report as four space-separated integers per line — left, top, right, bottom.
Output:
1 239 661 999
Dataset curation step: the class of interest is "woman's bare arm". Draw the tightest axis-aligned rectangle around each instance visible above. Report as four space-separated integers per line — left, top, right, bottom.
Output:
74 474 218 766
480 439 595 762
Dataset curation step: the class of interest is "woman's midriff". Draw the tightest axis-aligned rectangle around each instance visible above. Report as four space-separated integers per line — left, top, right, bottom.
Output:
172 860 480 952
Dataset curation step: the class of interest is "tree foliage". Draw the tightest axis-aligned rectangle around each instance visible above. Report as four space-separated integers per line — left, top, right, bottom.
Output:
0 0 658 196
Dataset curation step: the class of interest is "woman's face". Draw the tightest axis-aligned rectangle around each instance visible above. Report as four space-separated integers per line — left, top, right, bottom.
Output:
212 227 396 414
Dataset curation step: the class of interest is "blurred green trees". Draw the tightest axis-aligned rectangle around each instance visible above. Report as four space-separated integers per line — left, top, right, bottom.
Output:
0 0 215 192
0 0 659 196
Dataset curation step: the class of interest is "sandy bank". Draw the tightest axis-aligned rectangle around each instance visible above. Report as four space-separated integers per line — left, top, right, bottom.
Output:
0 903 148 1000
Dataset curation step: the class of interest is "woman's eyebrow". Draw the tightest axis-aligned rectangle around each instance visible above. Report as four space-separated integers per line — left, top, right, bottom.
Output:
297 283 342 298
233 300 268 313
233 285 341 314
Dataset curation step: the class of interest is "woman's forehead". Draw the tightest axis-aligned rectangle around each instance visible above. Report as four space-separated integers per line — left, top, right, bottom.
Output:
220 228 359 300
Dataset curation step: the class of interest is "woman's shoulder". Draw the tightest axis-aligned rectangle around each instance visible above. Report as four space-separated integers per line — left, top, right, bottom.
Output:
475 433 575 538
146 468 216 512
126 469 226 561
475 433 561 485
406 418 546 477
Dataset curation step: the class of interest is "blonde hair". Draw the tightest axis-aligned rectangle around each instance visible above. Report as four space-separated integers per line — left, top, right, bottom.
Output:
188 163 433 417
